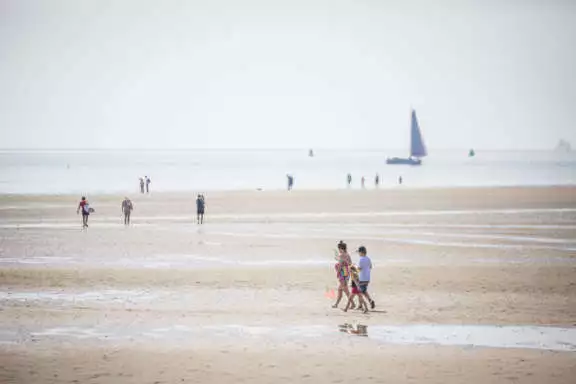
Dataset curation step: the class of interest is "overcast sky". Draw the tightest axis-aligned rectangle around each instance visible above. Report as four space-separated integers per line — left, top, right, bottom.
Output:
0 0 574 150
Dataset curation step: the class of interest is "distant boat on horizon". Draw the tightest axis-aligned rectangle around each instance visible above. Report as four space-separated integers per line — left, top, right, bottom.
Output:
386 109 427 166
555 139 572 152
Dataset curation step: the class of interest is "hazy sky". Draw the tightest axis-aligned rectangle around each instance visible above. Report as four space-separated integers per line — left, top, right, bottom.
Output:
1 0 575 150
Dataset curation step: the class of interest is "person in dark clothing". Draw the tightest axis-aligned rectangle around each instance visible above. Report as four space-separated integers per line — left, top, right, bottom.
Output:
145 176 151 193
121 197 133 226
375 173 380 187
139 177 145 194
347 173 352 187
196 194 205 224
287 174 294 191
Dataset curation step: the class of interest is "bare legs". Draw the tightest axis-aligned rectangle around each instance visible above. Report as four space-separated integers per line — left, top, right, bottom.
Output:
344 292 368 313
332 281 350 308
359 282 375 309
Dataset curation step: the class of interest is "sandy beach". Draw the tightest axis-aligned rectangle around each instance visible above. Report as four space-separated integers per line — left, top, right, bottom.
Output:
1 186 575 383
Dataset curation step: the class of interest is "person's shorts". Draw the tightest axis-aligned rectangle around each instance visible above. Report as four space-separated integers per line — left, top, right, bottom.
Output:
359 281 369 293
197 209 205 215
351 285 361 294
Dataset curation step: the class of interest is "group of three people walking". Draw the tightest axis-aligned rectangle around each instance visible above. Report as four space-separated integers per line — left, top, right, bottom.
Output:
78 194 206 228
332 240 375 313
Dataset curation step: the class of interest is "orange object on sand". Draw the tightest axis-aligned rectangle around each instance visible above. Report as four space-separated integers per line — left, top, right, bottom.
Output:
325 289 336 299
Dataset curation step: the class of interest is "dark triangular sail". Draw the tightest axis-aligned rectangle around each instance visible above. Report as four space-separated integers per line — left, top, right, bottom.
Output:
410 110 427 158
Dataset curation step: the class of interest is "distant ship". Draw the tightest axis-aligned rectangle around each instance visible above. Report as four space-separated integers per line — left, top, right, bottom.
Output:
308 149 314 157
469 149 475 157
386 109 427 166
555 139 572 152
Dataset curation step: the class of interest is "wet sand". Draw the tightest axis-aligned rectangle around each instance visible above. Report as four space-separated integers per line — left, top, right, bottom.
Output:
1 187 575 383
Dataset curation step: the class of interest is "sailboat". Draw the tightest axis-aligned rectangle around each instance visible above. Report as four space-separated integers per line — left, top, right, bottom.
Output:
555 139 572 152
386 109 427 165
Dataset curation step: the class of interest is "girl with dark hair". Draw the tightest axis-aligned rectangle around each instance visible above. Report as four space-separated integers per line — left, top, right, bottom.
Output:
332 241 353 309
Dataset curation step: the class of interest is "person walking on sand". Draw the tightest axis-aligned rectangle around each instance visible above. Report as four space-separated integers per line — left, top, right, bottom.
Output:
145 176 151 193
121 197 133 226
347 173 352 187
361 176 365 189
139 177 145 194
375 173 380 188
196 194 205 224
343 265 368 313
287 174 294 191
357 245 375 309
76 196 91 228
332 241 353 309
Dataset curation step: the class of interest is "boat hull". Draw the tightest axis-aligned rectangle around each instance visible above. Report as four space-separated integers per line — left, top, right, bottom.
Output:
386 157 422 165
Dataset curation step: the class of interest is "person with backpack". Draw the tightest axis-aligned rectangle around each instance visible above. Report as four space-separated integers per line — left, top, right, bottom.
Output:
76 196 91 228
121 197 134 226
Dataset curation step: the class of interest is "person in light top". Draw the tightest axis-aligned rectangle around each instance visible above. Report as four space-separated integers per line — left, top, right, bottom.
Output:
357 246 375 309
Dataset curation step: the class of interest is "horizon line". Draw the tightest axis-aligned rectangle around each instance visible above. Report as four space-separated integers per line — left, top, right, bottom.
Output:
0 147 563 152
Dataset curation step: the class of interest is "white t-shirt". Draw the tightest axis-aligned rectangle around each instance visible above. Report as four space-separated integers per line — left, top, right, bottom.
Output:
358 255 372 282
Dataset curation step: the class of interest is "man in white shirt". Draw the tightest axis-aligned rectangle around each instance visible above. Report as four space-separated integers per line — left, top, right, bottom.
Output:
357 246 375 309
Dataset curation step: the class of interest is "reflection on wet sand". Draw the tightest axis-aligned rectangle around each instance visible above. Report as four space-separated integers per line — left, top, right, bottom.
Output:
339 322 368 337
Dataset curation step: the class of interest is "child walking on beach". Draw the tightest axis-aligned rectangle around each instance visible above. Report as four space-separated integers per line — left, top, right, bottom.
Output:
343 265 368 313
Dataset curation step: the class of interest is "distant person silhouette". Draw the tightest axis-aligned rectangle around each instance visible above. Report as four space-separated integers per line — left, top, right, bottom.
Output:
287 174 294 191
122 197 133 226
196 194 205 224
77 196 90 229
398 176 403 185
145 176 151 193
139 177 145 194
375 173 380 187
347 173 352 187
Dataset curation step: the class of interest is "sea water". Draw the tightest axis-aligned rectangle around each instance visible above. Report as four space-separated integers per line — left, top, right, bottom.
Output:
0 149 574 194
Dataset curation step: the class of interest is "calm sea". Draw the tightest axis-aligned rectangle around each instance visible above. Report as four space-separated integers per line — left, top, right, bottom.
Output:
0 149 574 194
